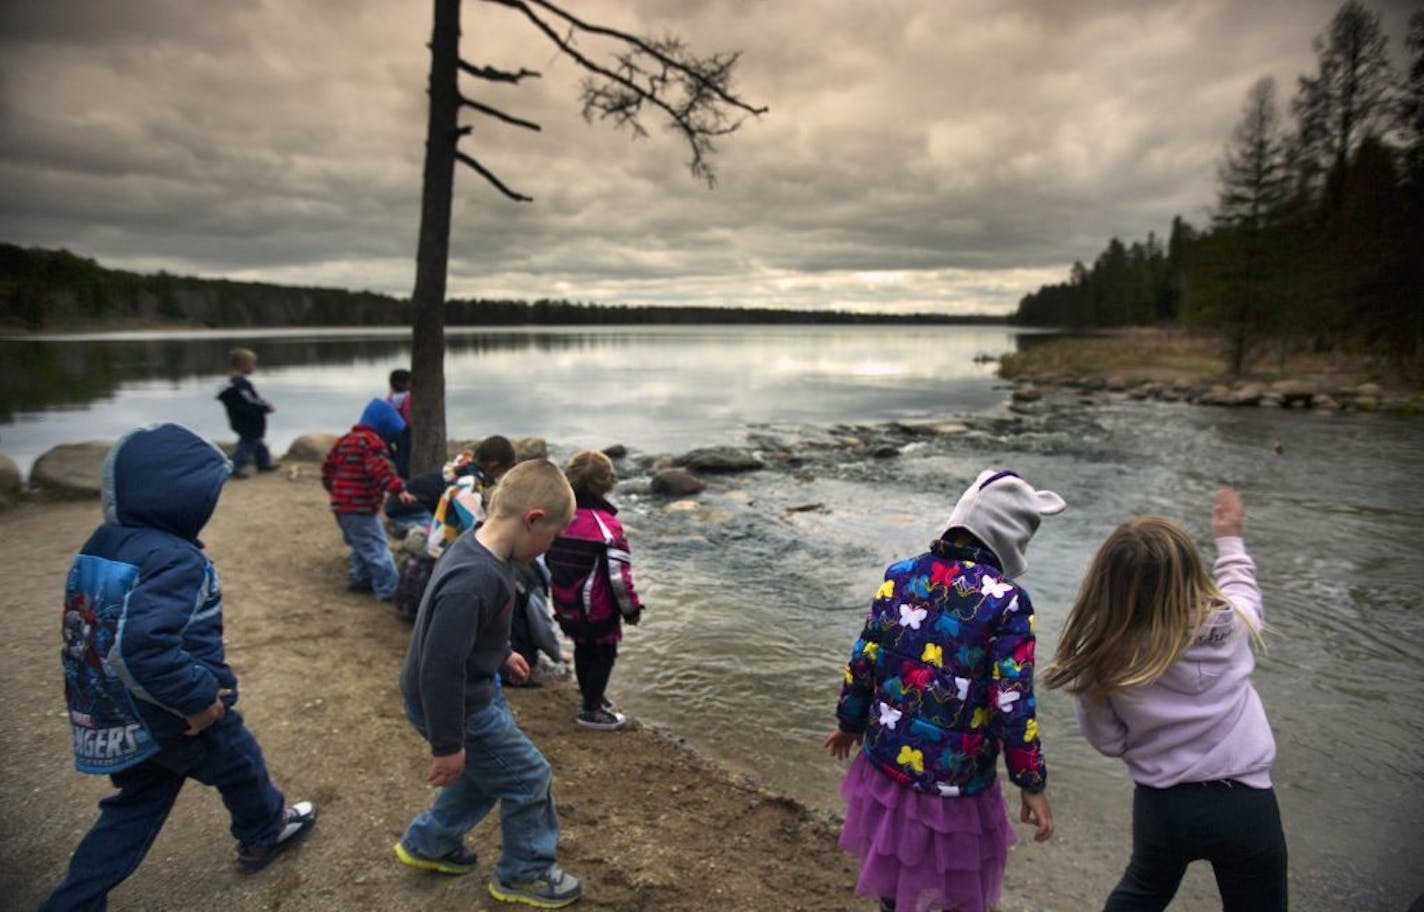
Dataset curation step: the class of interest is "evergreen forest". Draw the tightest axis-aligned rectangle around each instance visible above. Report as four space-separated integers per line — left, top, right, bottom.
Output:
0 244 994 332
1013 2 1424 375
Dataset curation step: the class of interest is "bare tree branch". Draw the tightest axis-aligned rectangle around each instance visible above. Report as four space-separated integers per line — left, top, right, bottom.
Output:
460 95 543 131
521 0 763 117
459 59 542 83
455 151 534 202
479 0 766 186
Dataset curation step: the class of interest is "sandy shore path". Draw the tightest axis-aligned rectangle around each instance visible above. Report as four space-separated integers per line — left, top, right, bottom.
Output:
0 468 875 912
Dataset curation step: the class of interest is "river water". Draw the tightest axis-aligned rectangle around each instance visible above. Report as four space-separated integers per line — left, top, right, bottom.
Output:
2 326 1420 909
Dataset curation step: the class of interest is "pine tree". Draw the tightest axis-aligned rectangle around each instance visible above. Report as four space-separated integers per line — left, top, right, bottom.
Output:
1288 1 1396 207
1216 77 1292 229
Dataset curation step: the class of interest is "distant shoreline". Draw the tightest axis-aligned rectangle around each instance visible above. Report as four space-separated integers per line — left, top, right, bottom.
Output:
2 240 1013 332
0 313 1014 337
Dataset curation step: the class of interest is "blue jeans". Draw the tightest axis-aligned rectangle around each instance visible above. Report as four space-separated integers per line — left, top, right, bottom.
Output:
401 692 559 883
230 435 271 472
41 711 285 912
334 511 399 599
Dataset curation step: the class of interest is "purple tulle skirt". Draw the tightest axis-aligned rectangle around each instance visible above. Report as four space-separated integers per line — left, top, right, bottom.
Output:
839 752 1016 912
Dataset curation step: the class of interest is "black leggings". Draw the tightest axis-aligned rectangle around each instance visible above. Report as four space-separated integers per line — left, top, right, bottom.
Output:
1105 781 1288 912
572 641 618 711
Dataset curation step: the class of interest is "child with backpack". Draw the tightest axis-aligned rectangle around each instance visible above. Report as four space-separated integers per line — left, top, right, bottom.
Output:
545 451 643 731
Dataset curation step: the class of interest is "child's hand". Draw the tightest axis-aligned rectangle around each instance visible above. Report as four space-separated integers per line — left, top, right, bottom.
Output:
1212 488 1243 539
184 688 233 736
823 729 863 761
1019 790 1054 842
502 652 530 685
428 749 466 787
397 489 417 505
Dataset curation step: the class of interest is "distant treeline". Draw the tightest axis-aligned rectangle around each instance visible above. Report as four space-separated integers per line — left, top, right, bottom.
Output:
0 244 1000 331
1014 1 1424 374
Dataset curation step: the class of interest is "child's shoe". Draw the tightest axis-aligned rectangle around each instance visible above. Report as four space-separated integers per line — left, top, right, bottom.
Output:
488 865 581 908
236 801 316 873
575 707 626 731
394 840 478 875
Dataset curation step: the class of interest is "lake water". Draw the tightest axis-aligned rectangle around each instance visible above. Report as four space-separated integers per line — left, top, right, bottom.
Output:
2 325 1420 910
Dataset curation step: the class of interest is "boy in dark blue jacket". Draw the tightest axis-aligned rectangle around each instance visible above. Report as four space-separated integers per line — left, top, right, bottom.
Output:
41 423 315 911
217 347 276 477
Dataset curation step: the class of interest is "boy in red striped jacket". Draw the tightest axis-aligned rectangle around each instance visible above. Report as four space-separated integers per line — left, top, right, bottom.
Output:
321 399 416 601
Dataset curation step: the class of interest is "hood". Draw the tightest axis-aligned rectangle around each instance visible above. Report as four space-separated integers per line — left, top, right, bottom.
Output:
944 469 1066 579
102 423 231 541
358 398 406 441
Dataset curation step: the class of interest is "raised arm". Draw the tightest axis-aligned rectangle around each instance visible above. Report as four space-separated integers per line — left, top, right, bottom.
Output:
1211 488 1262 628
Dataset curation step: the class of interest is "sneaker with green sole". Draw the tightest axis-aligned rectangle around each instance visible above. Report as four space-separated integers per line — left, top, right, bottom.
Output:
394 840 478 875
488 865 581 908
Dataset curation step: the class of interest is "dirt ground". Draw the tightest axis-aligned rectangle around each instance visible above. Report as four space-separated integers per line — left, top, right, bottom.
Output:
0 466 893 912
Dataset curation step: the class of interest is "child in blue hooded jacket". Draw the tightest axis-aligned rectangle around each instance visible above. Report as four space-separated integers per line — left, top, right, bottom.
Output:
41 423 315 912
321 399 416 601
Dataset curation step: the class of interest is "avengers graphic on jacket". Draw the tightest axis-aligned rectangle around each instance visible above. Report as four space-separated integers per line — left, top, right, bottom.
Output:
61 423 236 774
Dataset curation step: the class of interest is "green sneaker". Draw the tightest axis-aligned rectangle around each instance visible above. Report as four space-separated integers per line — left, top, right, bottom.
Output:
394 840 477 875
488 865 582 908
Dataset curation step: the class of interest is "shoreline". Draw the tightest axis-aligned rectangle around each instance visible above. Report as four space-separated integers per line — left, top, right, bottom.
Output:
4 415 1412 908
0 446 1273 912
996 326 1424 413
0 476 876 912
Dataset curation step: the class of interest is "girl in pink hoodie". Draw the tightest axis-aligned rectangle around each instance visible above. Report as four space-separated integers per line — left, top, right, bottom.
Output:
1045 489 1286 911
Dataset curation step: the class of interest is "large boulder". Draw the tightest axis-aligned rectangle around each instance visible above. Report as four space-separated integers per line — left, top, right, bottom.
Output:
1271 379 1316 408
285 432 338 462
650 469 707 497
31 440 112 497
1010 385 1043 403
1228 382 1266 406
0 452 21 507
675 446 764 473
514 437 548 462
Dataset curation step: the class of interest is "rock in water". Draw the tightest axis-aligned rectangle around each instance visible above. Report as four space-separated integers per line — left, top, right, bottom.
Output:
675 446 764 473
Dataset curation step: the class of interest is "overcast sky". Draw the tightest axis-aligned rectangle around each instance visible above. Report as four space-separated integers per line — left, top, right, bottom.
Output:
0 0 1416 315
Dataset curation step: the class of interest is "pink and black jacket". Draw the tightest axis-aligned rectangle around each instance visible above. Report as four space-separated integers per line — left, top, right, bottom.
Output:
546 494 642 644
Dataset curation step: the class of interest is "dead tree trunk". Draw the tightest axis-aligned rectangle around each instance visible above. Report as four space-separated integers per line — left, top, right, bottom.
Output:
408 0 461 474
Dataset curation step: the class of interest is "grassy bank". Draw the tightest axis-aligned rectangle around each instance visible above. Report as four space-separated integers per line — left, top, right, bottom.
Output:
999 327 1422 392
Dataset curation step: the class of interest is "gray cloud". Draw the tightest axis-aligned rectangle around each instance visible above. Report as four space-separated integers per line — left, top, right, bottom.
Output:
1 0 1416 314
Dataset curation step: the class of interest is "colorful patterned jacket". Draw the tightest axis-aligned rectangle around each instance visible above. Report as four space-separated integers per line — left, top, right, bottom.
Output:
836 539 1047 796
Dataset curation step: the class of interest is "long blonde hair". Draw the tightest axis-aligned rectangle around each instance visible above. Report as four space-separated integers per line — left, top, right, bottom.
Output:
1044 515 1256 700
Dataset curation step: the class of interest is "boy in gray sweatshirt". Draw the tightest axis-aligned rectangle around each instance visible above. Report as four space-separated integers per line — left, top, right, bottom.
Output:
394 459 582 909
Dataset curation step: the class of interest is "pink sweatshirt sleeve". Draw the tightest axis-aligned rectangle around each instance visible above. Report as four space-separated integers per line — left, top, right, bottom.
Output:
1075 695 1128 757
1213 536 1262 629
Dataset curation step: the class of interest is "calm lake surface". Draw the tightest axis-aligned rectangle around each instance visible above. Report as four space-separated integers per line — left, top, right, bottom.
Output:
3 325 1420 909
